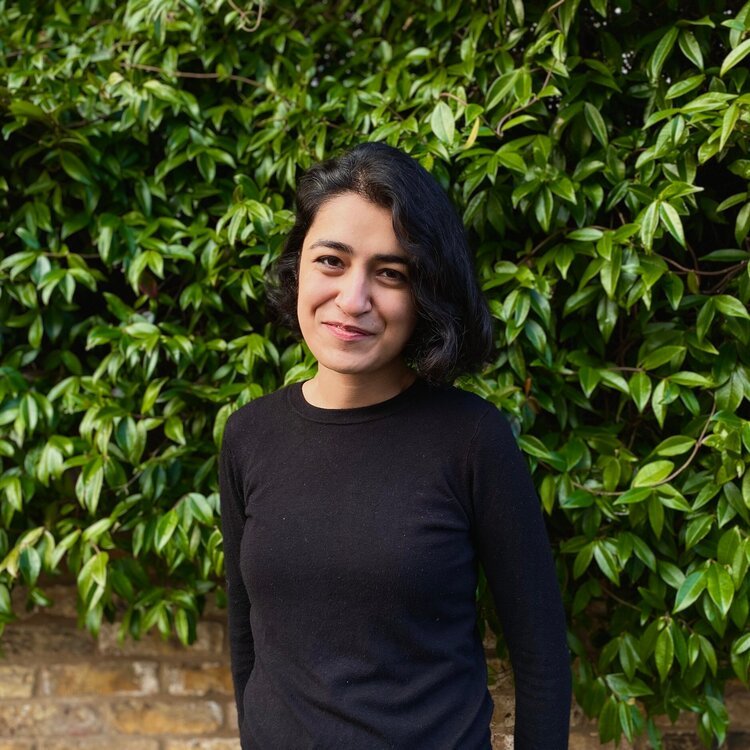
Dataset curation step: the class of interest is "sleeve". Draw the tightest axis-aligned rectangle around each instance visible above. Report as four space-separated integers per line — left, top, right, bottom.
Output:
219 414 255 730
468 407 571 750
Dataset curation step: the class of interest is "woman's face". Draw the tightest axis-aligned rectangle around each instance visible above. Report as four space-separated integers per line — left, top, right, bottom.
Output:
296 192 417 382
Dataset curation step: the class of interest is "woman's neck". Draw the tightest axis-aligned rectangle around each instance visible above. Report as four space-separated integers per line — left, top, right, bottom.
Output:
301 365 416 409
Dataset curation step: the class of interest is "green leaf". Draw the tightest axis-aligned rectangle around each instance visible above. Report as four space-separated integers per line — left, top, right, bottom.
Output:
430 101 455 144
568 227 603 241
647 27 679 81
599 697 619 743
82 518 115 544
629 371 652 412
696 298 715 342
685 515 714 549
707 563 734 617
633 461 673 488
19 547 41 586
655 627 674 682
594 542 620 585
715 295 750 319
721 37 750 76
75 457 104 514
584 103 608 147
659 561 685 589
91 551 108 587
674 570 707 612
678 30 703 69
78 551 108 597
605 673 654 699
701 635 718 676
560 490 594 509
669 371 712 387
142 378 169 414
659 202 685 246
516 434 551 460
653 435 696 456
155 510 179 553
579 366 601 398
665 74 705 99
165 416 186 445
720 104 739 152
718 527 741 566
60 151 93 185
534 186 554 232
639 201 660 250
614 487 652 506
639 346 685 370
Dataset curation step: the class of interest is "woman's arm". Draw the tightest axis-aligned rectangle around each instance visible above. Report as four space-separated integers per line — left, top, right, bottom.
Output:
468 407 571 750
219 415 255 729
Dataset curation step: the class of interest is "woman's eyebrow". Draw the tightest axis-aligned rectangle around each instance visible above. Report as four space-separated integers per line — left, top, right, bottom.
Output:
309 239 410 265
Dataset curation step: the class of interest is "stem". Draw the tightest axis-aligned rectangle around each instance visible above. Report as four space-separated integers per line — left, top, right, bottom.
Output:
495 68 553 137
122 62 263 90
569 399 716 497
227 0 264 33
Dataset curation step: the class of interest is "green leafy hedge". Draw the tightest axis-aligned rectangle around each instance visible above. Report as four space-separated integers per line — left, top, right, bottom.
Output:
1 0 749 745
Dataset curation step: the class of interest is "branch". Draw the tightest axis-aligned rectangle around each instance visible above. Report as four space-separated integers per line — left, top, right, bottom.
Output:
227 0 264 33
598 582 642 612
660 254 747 277
569 399 717 497
122 61 263 89
439 92 470 108
494 67 553 137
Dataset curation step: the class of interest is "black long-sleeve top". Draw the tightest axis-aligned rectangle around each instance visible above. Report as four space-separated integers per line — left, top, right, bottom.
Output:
219 378 571 749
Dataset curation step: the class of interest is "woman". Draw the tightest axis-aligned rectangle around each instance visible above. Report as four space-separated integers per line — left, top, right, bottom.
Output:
219 142 571 749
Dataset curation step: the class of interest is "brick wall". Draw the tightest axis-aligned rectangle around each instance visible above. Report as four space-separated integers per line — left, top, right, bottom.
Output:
1 584 748 749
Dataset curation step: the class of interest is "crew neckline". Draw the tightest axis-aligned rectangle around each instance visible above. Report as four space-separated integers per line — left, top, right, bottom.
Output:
287 378 426 424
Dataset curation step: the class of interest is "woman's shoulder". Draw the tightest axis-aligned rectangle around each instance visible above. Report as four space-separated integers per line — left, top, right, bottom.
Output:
422 381 502 421
222 384 296 444
417 381 515 441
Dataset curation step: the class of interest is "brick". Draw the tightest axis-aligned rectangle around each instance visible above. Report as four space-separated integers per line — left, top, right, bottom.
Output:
0 618 96 659
225 700 237 733
653 709 697 732
569 701 595 729
490 732 513 749
0 666 35 698
164 741 242 750
98 622 223 657
568 733 619 750
40 661 158 697
490 698 514 734
487 658 514 692
11 584 79 620
0 701 102 736
44 740 159 750
726 681 750 730
200 592 229 621
162 662 233 696
107 699 224 735
657 734 707 750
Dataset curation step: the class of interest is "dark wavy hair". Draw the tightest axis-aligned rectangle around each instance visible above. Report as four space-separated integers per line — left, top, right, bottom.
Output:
266 142 494 384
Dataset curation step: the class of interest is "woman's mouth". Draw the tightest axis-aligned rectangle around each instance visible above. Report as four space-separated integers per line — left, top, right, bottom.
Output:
323 322 374 341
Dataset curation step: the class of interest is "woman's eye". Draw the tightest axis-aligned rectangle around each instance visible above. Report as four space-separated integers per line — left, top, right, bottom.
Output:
315 256 343 269
379 268 408 283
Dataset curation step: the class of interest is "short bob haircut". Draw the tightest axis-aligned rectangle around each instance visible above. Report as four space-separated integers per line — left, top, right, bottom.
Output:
266 142 494 384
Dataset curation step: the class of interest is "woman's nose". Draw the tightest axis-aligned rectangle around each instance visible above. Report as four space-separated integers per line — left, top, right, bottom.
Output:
335 271 372 316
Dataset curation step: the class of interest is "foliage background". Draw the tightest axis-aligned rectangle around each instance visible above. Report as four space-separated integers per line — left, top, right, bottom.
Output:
2 0 750 746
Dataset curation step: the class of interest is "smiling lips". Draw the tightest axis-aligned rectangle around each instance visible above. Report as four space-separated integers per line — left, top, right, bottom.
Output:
323 322 375 341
